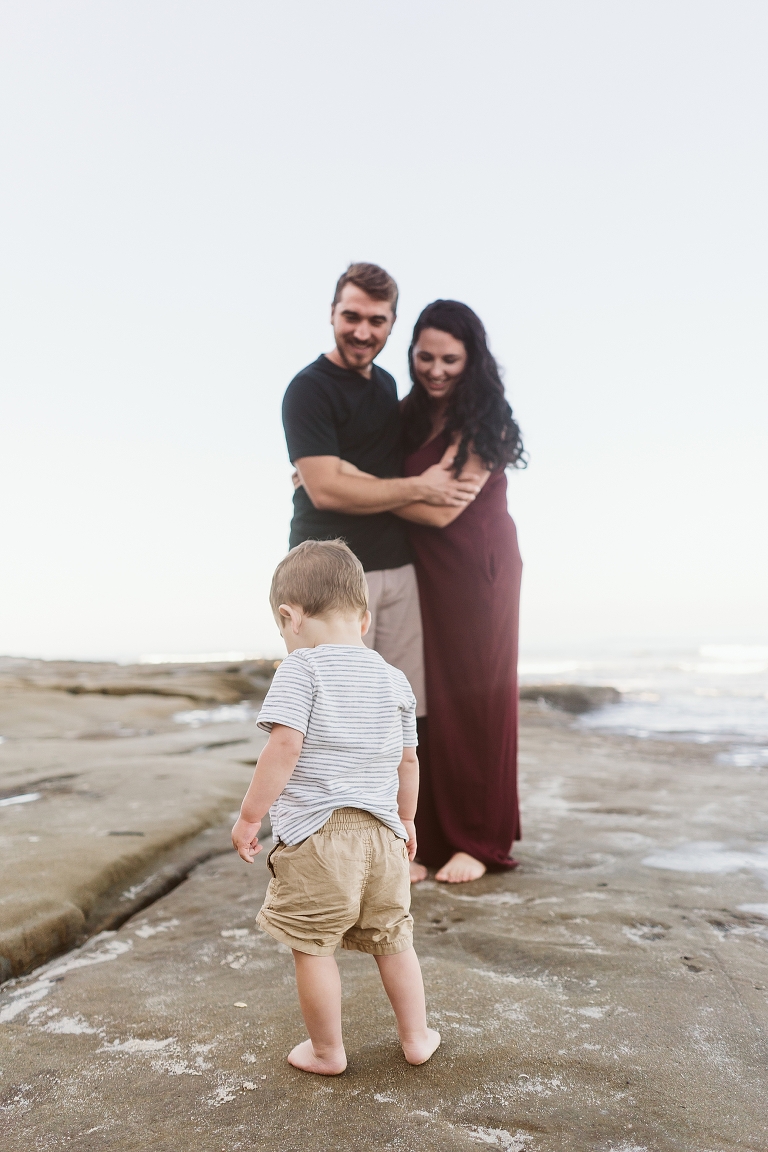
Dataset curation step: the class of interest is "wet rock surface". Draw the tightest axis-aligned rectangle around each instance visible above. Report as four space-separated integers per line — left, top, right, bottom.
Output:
518 685 622 714
0 655 276 706
2 683 768 1150
0 669 269 978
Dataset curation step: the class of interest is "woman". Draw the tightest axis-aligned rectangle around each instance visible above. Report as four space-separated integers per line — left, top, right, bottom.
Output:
395 300 526 883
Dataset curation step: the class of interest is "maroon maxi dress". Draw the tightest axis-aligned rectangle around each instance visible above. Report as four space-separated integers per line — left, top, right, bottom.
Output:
404 432 523 870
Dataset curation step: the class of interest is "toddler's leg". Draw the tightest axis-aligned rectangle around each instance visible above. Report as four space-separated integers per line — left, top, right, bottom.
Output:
289 951 347 1075
374 946 441 1065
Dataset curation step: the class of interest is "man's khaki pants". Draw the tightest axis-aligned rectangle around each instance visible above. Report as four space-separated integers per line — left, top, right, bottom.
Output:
363 563 426 717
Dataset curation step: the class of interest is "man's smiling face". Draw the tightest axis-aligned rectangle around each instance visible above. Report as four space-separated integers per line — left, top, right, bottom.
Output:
330 284 396 374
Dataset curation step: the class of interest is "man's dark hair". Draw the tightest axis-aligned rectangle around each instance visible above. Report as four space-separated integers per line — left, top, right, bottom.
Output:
332 262 398 315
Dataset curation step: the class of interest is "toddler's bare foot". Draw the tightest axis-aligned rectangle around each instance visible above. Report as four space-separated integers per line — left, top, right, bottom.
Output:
410 861 428 883
287 1039 347 1075
435 852 486 883
401 1028 441 1066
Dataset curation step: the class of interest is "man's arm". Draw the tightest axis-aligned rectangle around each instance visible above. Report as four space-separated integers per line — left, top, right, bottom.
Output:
295 456 481 515
231 724 304 862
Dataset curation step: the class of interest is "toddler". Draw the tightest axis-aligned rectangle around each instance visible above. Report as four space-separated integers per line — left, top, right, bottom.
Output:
231 539 440 1074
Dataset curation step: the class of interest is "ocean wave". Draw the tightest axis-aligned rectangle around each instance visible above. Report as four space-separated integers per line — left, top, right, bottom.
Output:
519 641 768 746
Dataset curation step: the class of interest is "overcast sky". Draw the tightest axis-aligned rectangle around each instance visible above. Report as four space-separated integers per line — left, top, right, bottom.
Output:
1 1 766 661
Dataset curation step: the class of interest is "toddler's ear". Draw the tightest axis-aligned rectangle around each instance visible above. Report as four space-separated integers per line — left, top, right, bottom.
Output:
279 603 303 635
360 609 372 638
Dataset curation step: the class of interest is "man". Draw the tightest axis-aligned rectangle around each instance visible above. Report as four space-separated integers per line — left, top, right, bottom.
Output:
281 262 478 718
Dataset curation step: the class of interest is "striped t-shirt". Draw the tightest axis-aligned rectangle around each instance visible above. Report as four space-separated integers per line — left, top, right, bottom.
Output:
256 644 417 845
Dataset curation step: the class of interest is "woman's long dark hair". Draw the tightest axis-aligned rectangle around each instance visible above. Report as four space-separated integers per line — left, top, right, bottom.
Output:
402 300 526 476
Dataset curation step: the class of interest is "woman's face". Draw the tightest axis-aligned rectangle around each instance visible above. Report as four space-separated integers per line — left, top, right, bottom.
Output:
412 328 467 403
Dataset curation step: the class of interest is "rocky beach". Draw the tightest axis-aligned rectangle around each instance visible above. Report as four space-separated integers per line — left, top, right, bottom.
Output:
1 658 767 1151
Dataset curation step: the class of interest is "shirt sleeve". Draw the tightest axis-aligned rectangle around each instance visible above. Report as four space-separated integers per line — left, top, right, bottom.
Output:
282 371 340 461
257 653 315 736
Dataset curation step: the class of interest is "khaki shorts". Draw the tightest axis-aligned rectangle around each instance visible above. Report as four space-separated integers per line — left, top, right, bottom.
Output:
364 563 426 717
256 808 413 957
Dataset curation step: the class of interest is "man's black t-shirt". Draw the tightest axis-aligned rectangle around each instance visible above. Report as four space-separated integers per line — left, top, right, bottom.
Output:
282 355 412 572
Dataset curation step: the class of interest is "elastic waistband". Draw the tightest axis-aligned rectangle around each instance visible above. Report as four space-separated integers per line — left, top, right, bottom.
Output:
319 807 383 832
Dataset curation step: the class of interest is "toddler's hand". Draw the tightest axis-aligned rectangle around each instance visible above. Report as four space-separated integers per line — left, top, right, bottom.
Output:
402 820 417 861
232 816 262 863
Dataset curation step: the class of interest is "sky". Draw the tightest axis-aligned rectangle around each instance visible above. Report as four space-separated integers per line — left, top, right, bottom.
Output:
1 1 766 661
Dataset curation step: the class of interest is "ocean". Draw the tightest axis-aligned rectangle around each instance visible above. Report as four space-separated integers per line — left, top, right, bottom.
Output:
165 640 768 769
518 642 768 768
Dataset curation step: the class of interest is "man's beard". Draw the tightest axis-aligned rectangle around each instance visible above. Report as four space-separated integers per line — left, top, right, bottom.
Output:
342 339 375 363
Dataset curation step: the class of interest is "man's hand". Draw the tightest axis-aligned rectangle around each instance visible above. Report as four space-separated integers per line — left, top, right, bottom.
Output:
415 460 480 507
231 816 262 863
401 819 418 862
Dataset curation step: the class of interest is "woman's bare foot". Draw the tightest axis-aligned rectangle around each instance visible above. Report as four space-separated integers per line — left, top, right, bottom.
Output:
287 1039 347 1075
410 861 428 883
401 1028 441 1066
435 852 486 883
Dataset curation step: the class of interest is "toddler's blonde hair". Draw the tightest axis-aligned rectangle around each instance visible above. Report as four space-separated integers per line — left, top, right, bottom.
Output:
270 539 368 621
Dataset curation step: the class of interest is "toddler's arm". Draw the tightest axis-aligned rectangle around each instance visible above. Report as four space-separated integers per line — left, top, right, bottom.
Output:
231 723 304 862
397 746 419 861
